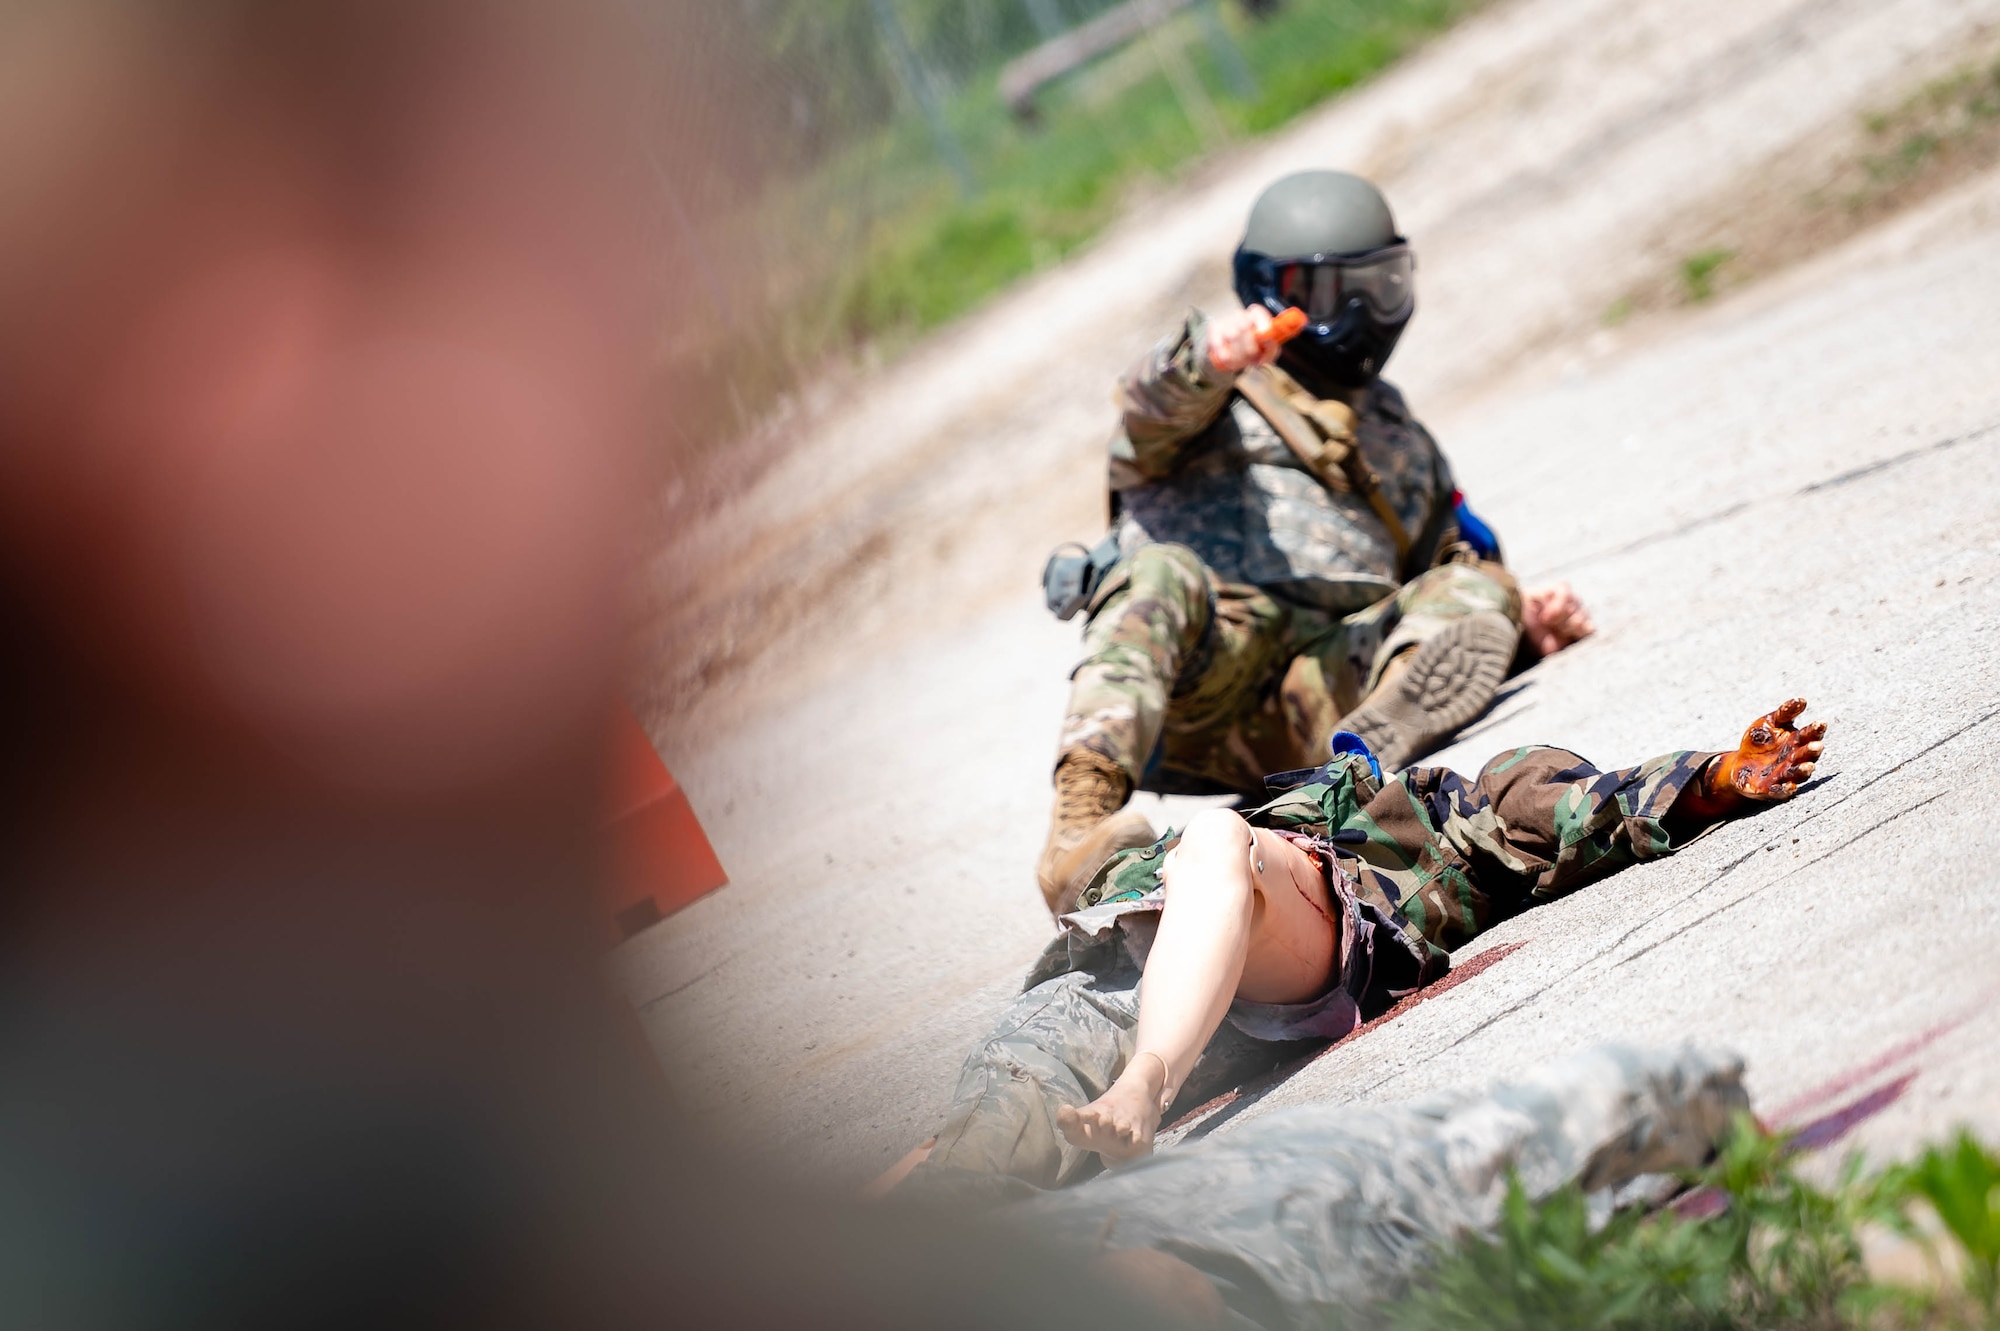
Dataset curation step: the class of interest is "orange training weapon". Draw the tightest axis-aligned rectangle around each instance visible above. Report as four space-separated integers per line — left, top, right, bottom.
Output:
1256 306 1309 349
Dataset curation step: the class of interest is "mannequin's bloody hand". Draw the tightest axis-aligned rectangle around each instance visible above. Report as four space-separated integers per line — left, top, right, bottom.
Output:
1711 699 1826 802
1668 699 1827 826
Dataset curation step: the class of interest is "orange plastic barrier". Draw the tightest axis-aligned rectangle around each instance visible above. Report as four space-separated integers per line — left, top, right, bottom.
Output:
604 709 728 939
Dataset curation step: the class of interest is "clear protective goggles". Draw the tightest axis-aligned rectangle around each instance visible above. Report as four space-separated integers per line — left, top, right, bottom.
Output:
1258 242 1415 324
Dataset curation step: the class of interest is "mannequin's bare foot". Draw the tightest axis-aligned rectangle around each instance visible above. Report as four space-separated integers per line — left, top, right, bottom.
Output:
1057 1051 1169 1164
1715 698 1826 801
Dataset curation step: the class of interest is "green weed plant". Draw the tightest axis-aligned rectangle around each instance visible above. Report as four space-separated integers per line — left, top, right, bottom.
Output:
1908 1131 2000 1318
1390 1116 2000 1331
1679 247 1736 303
1858 57 2000 190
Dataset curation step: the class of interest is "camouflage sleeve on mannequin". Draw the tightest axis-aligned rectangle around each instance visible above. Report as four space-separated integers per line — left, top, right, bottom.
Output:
1113 307 1236 480
1500 747 1719 894
1338 747 1718 954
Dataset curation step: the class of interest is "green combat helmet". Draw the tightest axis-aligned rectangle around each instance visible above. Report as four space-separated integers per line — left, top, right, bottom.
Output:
1232 170 1415 389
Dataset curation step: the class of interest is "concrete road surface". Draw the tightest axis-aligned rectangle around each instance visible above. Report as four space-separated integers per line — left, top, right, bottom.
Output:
621 0 2000 1187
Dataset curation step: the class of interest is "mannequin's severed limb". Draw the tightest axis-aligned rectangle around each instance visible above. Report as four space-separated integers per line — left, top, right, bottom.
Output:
1055 808 1335 1165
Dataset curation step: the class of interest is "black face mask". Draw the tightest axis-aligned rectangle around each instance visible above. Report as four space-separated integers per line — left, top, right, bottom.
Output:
1233 242 1416 389
1277 298 1408 390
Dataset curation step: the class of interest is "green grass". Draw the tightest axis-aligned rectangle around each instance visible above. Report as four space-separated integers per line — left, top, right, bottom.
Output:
804 0 1483 352
1909 1131 2000 1316
1680 246 1736 303
663 0 1486 469
1858 57 2000 189
1390 1117 2000 1331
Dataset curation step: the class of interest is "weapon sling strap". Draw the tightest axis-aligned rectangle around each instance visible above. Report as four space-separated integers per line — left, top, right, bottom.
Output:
1236 364 1412 566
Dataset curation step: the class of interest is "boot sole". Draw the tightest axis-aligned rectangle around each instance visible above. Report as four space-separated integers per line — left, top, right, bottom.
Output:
1337 611 1516 772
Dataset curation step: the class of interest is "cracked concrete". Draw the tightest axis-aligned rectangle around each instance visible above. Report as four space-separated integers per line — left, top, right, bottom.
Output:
1225 259 2000 1154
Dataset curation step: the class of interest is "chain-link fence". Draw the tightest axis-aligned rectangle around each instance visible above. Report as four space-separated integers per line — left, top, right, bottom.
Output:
630 0 1475 476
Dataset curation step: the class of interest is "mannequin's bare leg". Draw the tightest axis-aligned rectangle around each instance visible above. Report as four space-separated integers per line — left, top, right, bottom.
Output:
1056 808 1337 1163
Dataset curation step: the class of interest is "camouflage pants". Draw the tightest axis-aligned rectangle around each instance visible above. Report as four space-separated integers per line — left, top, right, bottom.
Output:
1057 543 1521 796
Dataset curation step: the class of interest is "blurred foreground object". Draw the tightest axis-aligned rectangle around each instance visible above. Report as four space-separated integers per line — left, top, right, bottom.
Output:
1011 1044 1746 1326
607 709 727 938
900 1044 1748 1328
0 2 1160 1326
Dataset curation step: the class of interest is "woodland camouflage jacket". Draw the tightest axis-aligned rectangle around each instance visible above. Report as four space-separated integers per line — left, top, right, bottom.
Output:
1072 743 1718 981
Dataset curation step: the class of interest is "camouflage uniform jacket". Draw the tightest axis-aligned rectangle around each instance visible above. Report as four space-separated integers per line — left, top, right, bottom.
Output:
1053 744 1718 1023
1109 308 1460 615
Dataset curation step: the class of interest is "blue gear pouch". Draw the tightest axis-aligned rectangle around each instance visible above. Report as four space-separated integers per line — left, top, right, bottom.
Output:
1257 731 1381 803
1452 493 1502 562
1328 729 1382 783
1254 732 1382 830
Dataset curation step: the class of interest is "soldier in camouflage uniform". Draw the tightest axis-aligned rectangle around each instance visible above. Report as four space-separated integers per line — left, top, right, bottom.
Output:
903 699 1823 1204
1038 170 1594 913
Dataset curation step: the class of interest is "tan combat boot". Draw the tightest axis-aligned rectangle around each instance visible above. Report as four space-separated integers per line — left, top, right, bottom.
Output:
1035 751 1156 916
1334 610 1517 772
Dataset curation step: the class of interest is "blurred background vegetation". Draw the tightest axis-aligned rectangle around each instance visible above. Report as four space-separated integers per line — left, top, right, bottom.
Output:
640 0 1478 472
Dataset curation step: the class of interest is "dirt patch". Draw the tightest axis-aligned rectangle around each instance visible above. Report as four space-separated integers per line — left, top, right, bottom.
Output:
1608 38 2000 322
